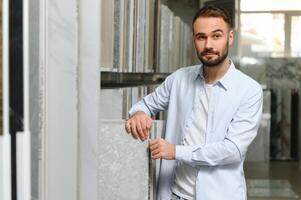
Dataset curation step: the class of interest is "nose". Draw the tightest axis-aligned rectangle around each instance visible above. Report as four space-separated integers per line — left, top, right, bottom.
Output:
205 38 213 50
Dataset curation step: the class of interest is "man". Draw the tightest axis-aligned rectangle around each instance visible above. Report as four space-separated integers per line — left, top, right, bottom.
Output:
125 5 262 200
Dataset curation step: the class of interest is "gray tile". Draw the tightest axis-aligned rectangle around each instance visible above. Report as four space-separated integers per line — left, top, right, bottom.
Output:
100 0 114 70
136 0 146 72
124 0 135 72
159 4 173 72
98 120 165 200
113 0 122 71
98 121 149 200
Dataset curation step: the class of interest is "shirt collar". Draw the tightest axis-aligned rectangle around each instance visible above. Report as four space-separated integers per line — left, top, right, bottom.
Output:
194 59 236 91
193 64 204 81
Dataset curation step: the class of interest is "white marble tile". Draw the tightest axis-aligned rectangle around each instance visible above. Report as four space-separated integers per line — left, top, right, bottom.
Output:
266 58 301 87
47 1 79 199
78 0 101 199
98 121 149 200
98 120 165 200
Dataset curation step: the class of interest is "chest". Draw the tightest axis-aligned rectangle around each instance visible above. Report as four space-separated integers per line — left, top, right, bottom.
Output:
176 81 241 142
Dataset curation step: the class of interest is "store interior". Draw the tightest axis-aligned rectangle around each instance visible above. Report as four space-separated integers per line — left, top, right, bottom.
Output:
1 0 301 199
100 0 301 199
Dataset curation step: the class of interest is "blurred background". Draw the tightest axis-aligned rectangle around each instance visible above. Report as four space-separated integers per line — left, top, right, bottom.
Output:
1 0 301 200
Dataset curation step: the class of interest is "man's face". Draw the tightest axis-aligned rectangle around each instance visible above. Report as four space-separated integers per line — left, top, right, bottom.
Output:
193 17 233 67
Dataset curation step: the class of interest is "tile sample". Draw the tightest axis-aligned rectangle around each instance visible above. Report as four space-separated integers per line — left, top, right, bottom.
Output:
99 121 149 200
124 0 135 72
113 0 125 71
145 0 155 72
98 120 166 200
101 0 114 70
159 4 172 72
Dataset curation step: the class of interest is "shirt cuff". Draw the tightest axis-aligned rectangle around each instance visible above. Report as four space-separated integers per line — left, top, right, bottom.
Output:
175 145 196 163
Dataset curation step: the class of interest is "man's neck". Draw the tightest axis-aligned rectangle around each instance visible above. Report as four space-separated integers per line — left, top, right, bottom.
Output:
203 58 230 84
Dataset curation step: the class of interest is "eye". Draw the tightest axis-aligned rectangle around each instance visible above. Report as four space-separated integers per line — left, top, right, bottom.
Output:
196 35 206 41
212 34 222 39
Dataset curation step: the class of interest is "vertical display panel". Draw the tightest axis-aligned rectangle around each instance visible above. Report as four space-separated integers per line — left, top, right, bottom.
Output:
0 0 12 199
0 0 2 135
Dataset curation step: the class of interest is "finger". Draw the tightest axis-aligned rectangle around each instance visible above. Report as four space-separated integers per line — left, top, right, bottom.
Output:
149 139 158 146
135 121 145 141
139 119 147 139
125 120 131 134
130 121 138 140
146 118 152 130
151 148 160 156
152 152 161 160
149 142 158 151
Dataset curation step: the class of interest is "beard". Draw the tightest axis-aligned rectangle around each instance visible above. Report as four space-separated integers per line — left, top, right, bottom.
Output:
197 43 229 67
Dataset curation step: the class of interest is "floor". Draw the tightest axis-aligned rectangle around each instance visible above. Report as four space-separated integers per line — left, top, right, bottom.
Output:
245 161 301 200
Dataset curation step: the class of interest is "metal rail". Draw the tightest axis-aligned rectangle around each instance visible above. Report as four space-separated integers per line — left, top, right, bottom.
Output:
101 72 170 89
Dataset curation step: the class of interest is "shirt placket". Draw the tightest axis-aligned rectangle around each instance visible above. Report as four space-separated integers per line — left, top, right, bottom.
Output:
206 85 217 143
181 78 203 145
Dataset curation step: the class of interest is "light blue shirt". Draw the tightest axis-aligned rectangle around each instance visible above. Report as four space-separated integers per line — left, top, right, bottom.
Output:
129 62 263 200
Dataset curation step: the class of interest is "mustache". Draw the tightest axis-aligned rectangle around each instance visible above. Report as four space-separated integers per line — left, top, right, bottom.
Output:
200 49 219 56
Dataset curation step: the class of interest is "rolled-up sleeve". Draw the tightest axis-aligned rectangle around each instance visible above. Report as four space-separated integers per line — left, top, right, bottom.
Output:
176 85 263 166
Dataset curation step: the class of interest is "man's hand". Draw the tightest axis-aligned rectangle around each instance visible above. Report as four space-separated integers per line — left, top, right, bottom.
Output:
125 111 153 141
149 138 175 160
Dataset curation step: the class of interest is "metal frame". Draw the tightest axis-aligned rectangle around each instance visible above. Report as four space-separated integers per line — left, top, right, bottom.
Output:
101 71 169 89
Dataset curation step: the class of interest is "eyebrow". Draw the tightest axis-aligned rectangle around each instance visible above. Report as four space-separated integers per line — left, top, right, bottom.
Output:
194 29 224 37
212 29 224 33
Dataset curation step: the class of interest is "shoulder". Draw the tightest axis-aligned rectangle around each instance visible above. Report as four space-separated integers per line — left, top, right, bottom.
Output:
234 68 263 98
171 65 200 80
160 65 200 89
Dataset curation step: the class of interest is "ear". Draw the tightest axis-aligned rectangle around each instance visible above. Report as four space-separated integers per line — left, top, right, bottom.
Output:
228 30 234 46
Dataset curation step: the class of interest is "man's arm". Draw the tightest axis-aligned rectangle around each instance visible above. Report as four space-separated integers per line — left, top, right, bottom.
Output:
149 87 263 166
125 72 176 140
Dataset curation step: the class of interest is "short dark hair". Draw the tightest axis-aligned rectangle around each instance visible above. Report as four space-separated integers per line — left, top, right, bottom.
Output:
192 5 232 30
